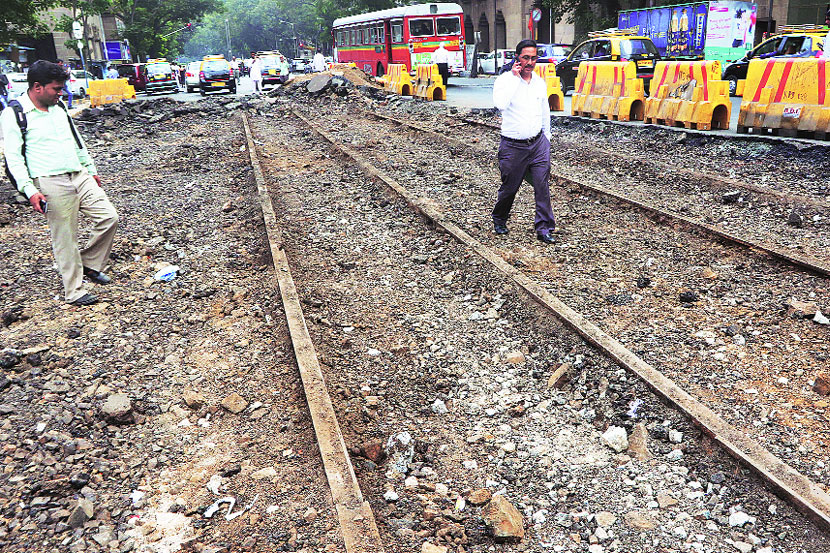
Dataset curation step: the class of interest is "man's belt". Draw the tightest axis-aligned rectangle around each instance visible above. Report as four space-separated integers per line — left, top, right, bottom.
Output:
500 130 542 145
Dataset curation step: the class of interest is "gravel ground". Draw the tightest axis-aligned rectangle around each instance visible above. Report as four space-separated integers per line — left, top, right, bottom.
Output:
0 101 344 552
250 92 827 552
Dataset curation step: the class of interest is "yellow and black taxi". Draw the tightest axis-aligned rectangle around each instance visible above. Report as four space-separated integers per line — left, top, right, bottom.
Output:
722 25 827 96
555 29 661 93
257 50 291 86
143 58 179 94
199 54 236 95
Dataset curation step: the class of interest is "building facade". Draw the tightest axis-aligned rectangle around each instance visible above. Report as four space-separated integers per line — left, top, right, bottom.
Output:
459 0 575 51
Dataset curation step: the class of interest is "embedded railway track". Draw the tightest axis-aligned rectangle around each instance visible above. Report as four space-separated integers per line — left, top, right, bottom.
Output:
366 110 830 277
250 104 830 540
238 103 830 552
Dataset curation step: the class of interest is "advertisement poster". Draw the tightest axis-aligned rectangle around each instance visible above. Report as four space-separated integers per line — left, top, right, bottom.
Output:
704 1 756 63
105 41 130 61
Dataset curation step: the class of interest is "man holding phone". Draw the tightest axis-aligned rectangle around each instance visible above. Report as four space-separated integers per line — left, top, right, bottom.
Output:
1 60 119 306
491 39 556 244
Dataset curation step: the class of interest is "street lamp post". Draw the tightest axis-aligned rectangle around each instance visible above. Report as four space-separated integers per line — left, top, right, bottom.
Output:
278 20 297 58
225 19 231 59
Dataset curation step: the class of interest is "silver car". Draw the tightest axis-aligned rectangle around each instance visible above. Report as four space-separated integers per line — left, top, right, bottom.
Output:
185 61 201 93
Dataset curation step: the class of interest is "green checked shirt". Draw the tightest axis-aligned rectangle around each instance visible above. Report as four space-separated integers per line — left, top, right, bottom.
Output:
1 92 97 199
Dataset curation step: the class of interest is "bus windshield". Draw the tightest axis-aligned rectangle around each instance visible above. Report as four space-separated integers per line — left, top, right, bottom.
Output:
409 18 434 37
436 16 461 35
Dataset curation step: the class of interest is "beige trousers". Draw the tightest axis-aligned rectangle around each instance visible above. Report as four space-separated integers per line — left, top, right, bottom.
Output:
35 171 119 303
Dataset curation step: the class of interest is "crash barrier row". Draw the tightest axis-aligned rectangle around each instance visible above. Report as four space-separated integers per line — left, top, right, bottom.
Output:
737 58 830 139
413 64 445 101
533 63 565 112
571 61 645 122
644 60 730 131
88 78 136 107
381 64 413 96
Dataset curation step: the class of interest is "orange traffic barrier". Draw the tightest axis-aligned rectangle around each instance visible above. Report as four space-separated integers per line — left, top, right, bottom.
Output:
533 63 564 111
738 58 830 139
89 78 136 107
571 61 645 122
413 64 445 101
644 60 730 131
382 64 413 96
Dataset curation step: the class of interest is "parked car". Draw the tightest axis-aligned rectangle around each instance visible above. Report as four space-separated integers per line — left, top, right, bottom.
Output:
198 55 236 95
477 50 515 74
556 32 660 93
116 63 147 92
257 51 291 86
292 58 309 73
536 43 572 65
68 70 97 98
143 58 179 94
721 28 826 96
6 72 28 100
185 61 201 93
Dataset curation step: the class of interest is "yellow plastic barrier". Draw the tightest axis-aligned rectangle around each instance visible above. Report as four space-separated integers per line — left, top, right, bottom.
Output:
89 78 136 107
533 63 565 111
738 58 830 139
413 64 445 101
383 64 413 96
571 61 645 122
644 60 730 131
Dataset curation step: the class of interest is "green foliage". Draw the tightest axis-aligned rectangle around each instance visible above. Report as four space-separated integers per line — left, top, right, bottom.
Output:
1 0 58 45
55 0 112 61
183 0 397 59
111 0 222 60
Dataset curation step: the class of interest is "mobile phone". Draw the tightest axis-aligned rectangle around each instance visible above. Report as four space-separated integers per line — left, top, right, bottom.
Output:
40 199 48 214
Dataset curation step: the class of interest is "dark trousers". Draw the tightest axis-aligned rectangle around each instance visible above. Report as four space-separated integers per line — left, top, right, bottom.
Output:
437 63 449 86
492 134 555 233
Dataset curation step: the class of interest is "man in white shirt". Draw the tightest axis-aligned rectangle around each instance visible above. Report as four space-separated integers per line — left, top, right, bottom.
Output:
491 39 555 244
313 51 326 72
250 53 263 93
432 42 450 86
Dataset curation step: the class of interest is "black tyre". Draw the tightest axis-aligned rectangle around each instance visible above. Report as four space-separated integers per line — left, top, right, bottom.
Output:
199 88 206 96
726 75 738 96
376 63 385 78
229 85 237 94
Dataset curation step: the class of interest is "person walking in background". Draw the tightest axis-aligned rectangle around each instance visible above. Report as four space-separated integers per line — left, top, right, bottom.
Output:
250 53 263 93
491 39 556 244
56 60 72 108
1 61 119 305
312 50 326 72
0 71 10 109
431 42 450 86
106 65 118 79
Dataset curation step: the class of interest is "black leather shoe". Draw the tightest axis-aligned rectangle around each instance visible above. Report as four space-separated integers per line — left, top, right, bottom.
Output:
494 223 509 235
70 293 98 306
536 232 556 244
83 267 112 285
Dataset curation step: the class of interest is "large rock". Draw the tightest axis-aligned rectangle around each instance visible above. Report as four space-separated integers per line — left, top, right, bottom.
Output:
67 498 94 528
624 510 657 530
101 393 132 424
421 543 448 553
183 389 206 409
221 392 248 414
627 423 651 460
481 495 524 542
601 426 629 453
385 431 414 474
468 488 492 505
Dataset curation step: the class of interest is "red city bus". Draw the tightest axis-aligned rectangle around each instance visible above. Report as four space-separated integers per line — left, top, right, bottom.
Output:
333 2 466 77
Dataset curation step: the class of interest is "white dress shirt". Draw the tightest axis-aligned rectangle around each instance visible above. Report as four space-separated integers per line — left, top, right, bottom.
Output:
492 71 551 140
432 46 450 64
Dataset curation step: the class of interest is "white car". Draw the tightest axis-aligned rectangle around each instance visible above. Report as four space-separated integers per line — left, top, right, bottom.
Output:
5 72 28 100
185 61 201 93
477 50 515 74
68 70 97 98
292 59 308 73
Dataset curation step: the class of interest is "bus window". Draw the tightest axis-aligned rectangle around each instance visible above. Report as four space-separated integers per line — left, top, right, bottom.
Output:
391 23 403 43
436 16 461 35
409 18 434 37
362 27 369 44
377 25 384 43
350 30 355 45
371 26 378 44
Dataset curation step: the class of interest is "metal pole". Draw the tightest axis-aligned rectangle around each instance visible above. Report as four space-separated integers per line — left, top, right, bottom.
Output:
225 19 231 59
493 0 497 52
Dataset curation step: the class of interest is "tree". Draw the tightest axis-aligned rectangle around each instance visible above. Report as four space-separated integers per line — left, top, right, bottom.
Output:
1 0 57 46
111 0 221 60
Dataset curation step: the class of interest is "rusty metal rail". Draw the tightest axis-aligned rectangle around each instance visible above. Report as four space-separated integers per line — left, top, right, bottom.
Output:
292 107 830 533
462 117 830 211
241 112 385 553
366 111 830 278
